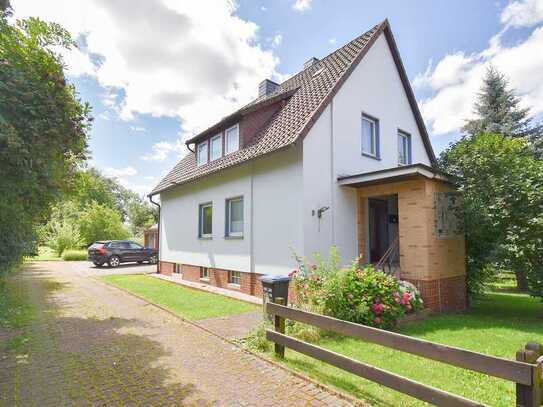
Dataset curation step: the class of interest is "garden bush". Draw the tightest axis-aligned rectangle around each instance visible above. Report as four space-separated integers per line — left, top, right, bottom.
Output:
292 247 423 329
62 250 87 261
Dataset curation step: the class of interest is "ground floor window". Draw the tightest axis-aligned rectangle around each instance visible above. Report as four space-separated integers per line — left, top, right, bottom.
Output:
228 270 241 285
175 264 182 274
200 267 209 280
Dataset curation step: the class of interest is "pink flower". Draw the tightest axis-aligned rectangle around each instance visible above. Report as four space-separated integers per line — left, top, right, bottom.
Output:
373 317 382 325
400 292 411 305
288 269 297 277
372 303 384 314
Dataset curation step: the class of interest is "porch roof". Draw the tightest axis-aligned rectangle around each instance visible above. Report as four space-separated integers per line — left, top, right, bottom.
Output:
337 163 451 187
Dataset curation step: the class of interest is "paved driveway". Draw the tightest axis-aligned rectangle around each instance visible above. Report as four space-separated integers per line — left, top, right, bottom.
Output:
0 261 354 406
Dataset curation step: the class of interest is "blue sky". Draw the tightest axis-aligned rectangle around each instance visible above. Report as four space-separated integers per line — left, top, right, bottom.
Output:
12 0 543 195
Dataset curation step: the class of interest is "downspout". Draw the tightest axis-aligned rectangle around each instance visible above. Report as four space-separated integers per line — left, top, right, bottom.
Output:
149 194 161 274
330 100 335 245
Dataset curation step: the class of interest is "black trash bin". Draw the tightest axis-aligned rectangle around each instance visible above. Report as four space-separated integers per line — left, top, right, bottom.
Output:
260 275 290 309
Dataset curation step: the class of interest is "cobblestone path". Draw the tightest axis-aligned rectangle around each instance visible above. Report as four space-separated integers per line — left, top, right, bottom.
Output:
0 262 354 406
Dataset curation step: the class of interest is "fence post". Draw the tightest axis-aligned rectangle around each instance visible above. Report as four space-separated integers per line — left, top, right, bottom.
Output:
516 342 542 407
274 297 286 358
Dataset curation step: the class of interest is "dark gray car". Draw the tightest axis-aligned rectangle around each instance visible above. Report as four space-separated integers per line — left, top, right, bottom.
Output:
88 240 158 268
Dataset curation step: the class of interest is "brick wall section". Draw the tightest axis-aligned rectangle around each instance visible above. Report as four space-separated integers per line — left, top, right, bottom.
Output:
158 261 175 276
176 263 265 298
357 177 467 312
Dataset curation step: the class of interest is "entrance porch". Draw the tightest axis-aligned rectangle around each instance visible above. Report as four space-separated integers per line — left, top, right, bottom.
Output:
339 164 467 312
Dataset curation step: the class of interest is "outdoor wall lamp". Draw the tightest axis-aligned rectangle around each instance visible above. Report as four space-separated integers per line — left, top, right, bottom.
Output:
317 206 330 218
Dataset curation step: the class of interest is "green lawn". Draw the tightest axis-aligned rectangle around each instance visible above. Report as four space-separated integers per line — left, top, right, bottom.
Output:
272 292 543 406
0 276 36 351
100 274 258 320
25 246 61 261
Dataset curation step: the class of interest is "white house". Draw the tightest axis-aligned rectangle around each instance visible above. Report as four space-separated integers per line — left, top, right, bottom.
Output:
149 20 467 312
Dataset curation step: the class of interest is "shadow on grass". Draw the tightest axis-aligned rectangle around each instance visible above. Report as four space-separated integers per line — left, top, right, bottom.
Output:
0 264 204 406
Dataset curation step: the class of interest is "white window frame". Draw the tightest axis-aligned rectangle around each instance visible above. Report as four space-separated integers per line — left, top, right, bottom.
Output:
228 270 241 286
361 114 379 158
199 202 212 238
225 196 243 238
398 130 412 166
197 141 208 166
225 124 239 155
200 267 209 281
210 134 222 161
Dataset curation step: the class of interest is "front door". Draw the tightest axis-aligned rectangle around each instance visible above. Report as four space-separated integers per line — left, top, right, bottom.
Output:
368 198 389 263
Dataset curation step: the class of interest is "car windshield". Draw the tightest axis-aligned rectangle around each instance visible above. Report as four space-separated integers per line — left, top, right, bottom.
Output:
89 243 104 250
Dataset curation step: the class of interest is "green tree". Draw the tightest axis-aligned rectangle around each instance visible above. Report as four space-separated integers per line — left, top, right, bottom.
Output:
127 199 158 237
0 14 91 274
78 202 129 246
462 66 542 153
440 134 543 296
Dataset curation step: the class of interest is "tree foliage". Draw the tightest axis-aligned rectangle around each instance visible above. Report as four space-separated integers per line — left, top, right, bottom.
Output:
440 134 543 298
78 202 129 246
0 14 91 274
462 66 542 154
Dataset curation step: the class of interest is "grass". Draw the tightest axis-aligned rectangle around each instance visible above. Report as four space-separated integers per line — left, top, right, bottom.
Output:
25 246 61 261
0 276 36 351
100 274 258 320
266 292 543 407
62 249 87 261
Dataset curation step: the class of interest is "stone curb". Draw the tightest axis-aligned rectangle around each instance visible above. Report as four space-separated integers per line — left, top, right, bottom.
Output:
94 275 365 407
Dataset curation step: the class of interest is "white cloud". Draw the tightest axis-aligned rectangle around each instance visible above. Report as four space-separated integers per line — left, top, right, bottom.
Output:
142 140 184 162
12 0 281 142
270 33 282 48
102 166 138 178
329 38 337 45
130 126 146 133
501 0 543 28
416 12 543 135
292 0 312 12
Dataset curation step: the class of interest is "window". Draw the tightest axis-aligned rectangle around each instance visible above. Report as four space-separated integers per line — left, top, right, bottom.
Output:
210 134 222 161
199 202 212 238
128 242 143 250
225 124 239 154
200 267 209 280
226 197 243 237
361 114 379 158
398 130 412 165
229 271 241 286
197 141 208 166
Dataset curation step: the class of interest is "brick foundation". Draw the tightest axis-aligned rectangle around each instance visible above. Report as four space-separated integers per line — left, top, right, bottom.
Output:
166 262 265 298
405 275 467 313
158 261 175 276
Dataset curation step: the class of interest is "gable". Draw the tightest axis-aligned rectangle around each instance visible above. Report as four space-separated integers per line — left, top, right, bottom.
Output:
330 32 433 175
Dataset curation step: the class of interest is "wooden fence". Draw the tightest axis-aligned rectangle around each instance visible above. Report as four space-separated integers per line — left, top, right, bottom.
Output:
265 299 543 406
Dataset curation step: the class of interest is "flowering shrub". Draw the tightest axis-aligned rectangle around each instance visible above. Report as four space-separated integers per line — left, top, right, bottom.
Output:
292 247 423 329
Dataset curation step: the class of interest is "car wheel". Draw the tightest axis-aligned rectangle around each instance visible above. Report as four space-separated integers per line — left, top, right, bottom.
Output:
93 262 103 267
108 255 120 268
149 255 158 264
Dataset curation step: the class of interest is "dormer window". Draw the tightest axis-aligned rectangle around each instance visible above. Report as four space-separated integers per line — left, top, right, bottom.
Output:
210 134 222 161
225 124 239 155
197 141 208 166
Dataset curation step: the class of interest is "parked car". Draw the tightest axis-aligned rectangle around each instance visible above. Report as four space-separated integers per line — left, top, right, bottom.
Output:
88 240 158 268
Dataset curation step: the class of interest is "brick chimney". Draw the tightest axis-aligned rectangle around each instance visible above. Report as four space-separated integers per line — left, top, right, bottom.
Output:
258 79 280 98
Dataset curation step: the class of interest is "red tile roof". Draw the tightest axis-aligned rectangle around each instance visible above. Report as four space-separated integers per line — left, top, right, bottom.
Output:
150 20 435 196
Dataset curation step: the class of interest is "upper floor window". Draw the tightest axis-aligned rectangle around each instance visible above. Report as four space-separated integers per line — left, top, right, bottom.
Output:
398 130 412 166
199 202 212 238
225 124 239 155
361 114 379 158
225 196 243 237
197 142 208 166
210 134 222 161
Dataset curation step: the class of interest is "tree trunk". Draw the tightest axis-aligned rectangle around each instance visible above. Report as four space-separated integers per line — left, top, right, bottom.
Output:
515 270 529 291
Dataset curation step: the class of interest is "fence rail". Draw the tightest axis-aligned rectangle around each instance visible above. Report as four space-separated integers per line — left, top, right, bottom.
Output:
265 299 543 406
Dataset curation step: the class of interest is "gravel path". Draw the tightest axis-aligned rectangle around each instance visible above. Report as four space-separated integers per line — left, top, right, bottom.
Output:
0 261 354 406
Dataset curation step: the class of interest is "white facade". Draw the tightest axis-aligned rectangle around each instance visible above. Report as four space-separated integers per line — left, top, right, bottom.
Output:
302 32 431 264
159 32 431 275
160 146 303 275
